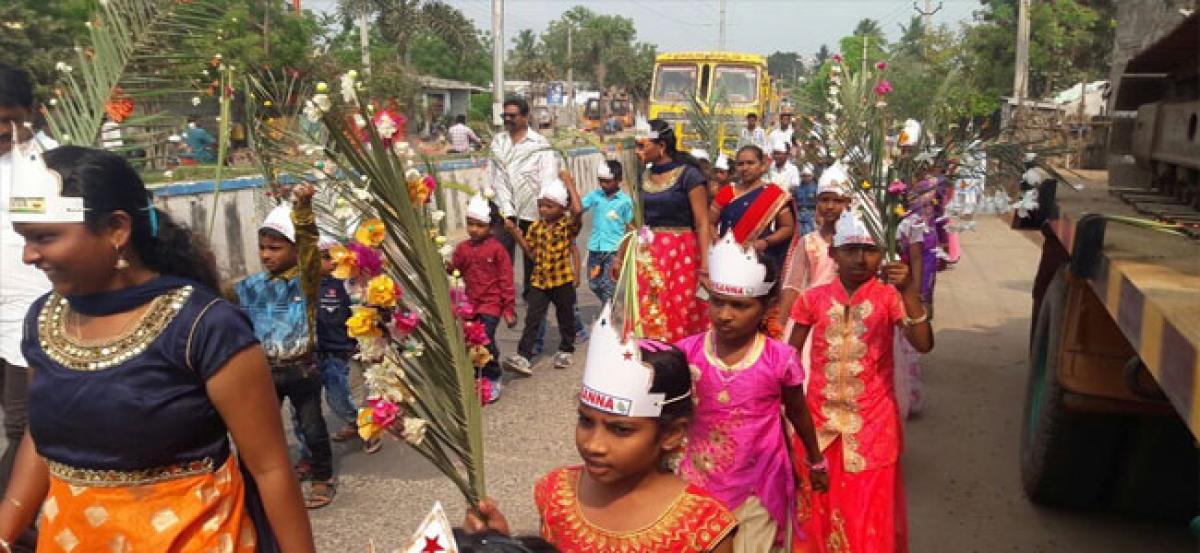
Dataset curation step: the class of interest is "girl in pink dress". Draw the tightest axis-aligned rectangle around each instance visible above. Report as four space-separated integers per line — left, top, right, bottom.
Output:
678 236 827 553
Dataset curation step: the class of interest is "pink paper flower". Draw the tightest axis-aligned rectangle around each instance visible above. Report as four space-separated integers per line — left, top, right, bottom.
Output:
831 54 843 63
368 398 399 428
422 175 437 194
874 80 893 96
348 242 383 277
875 61 888 71
888 179 907 194
463 320 491 346
393 310 420 337
454 301 475 321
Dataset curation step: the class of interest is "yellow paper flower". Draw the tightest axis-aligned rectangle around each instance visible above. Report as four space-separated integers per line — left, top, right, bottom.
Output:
346 306 382 338
366 274 399 308
330 244 358 280
355 218 386 247
894 205 908 217
469 344 493 368
357 408 382 441
861 180 871 190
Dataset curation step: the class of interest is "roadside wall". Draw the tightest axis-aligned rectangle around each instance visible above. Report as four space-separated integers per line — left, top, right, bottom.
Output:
152 146 642 281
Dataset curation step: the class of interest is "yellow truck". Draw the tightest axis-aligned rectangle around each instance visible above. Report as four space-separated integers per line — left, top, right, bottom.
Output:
648 51 777 154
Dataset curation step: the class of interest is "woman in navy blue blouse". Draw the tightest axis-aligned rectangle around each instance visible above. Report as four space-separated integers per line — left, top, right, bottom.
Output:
0 147 313 552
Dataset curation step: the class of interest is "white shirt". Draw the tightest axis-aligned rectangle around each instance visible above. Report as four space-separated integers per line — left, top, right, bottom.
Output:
768 160 800 190
0 133 57 366
488 128 558 222
737 126 768 152
768 126 794 149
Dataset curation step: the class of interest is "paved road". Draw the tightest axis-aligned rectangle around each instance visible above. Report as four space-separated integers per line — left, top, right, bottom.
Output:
309 216 1195 551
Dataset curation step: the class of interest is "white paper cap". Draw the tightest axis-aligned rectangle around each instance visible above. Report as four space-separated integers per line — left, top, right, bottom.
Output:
318 235 340 251
466 193 491 222
260 204 296 243
539 178 569 207
7 130 84 224
832 211 875 247
800 163 815 176
596 162 614 181
714 153 730 171
691 148 710 162
817 162 851 197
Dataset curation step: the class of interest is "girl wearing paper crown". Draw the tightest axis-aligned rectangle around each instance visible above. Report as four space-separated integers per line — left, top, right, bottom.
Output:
467 305 738 552
677 233 826 553
0 146 315 551
788 211 933 553
631 118 712 342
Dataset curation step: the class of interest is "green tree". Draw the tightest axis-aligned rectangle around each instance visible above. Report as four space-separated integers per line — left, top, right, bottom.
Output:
508 28 556 82
853 18 886 42
367 0 481 66
815 44 831 66
767 51 805 81
0 0 92 103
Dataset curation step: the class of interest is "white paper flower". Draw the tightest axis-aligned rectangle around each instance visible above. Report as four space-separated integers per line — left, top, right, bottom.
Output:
431 210 446 223
352 114 367 129
404 168 421 182
824 112 837 122
3 22 26 31
48 99 57 106
163 170 174 179
401 417 428 446
55 62 72 73
340 72 357 104
374 115 397 139
191 96 201 107
354 187 372 201
483 188 496 199
438 244 454 258
312 93 331 113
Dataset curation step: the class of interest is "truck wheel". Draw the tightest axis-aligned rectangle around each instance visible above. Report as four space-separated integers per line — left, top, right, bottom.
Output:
1020 268 1129 508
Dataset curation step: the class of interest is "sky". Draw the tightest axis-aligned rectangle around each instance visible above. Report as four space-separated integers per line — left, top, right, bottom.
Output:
303 0 982 57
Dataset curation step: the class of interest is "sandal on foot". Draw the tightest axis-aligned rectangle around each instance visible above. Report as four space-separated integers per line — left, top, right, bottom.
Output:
363 436 383 455
305 481 336 510
294 460 314 481
331 426 359 442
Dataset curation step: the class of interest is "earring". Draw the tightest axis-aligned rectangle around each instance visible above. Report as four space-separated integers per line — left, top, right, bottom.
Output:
114 246 130 270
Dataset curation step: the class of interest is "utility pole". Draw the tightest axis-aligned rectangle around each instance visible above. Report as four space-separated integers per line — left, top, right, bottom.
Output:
1012 0 1031 129
718 0 727 50
567 24 574 128
913 0 943 34
491 0 504 128
359 11 371 77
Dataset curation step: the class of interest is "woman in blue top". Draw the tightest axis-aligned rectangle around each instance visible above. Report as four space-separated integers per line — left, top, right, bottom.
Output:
632 120 712 342
0 147 313 552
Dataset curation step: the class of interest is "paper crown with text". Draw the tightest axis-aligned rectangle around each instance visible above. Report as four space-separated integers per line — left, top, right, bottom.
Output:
7 125 83 224
581 304 690 418
707 232 775 298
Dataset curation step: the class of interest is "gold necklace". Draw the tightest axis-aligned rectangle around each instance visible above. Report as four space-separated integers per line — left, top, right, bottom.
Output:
39 286 194 371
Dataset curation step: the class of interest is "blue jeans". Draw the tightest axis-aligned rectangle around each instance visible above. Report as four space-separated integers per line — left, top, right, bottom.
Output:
294 353 357 456
587 251 617 306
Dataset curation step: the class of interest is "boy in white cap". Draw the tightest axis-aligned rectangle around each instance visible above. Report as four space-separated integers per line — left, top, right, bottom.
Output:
234 184 336 508
767 136 800 190
451 194 516 402
787 211 931 552
580 160 632 307
502 173 583 373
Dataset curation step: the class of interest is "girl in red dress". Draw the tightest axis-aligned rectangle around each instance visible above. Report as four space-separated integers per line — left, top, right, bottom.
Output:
468 308 738 552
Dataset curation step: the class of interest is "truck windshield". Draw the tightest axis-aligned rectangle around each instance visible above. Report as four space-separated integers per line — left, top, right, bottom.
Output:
711 65 758 104
585 99 604 118
653 65 698 102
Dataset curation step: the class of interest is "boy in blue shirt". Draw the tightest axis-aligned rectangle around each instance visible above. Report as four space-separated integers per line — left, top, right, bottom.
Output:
234 184 336 509
580 160 633 306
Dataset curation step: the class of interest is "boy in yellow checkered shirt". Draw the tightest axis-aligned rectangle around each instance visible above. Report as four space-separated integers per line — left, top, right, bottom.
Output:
503 171 582 374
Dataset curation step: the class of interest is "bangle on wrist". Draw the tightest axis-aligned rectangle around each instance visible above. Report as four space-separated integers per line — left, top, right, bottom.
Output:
903 310 930 327
804 456 828 472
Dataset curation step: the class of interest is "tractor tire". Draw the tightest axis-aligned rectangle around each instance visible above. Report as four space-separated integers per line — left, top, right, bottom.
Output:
1020 268 1130 509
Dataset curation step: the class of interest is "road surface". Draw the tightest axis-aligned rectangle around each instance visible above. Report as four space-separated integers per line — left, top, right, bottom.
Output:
308 215 1194 551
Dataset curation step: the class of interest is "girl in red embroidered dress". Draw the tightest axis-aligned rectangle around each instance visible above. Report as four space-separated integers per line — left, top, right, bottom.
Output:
467 341 737 552
788 213 933 553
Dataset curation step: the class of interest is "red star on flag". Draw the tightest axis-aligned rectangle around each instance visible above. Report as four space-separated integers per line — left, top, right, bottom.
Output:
422 536 444 552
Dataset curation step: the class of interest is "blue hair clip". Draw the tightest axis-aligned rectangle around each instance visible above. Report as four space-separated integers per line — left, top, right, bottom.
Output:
144 204 159 238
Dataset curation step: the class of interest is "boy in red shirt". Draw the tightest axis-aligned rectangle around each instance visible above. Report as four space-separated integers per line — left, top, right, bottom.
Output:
451 194 517 403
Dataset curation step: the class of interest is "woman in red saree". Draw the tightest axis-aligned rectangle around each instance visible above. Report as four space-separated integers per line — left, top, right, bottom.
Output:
711 145 795 273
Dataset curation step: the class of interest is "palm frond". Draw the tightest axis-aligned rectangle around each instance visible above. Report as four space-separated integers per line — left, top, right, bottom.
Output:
45 0 222 161
311 81 487 505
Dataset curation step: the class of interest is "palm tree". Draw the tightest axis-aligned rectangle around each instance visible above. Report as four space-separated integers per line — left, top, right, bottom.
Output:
853 18 885 42
345 0 481 65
